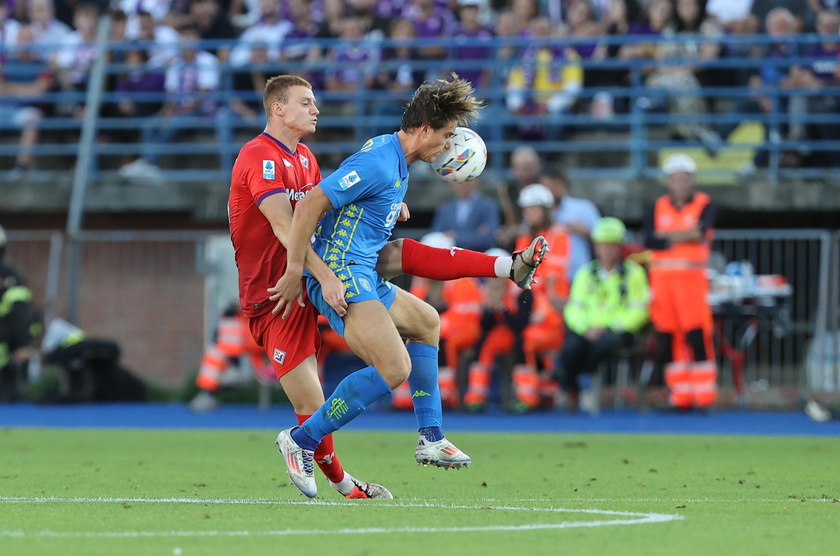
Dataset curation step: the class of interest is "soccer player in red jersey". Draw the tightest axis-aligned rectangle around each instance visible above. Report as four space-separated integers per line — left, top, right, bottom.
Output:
229 75 547 499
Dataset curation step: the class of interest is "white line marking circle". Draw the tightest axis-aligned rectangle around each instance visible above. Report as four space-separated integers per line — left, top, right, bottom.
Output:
0 496 684 538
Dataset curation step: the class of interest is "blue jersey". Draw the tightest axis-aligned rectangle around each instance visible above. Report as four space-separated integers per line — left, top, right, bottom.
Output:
311 133 409 271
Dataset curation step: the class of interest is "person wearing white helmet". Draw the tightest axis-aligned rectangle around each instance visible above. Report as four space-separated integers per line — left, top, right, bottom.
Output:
505 183 570 411
642 153 718 412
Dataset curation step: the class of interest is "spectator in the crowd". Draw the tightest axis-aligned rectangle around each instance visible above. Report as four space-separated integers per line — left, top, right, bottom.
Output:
511 0 539 29
228 0 291 68
189 0 238 63
431 177 501 252
349 0 395 41
642 153 718 412
1 4 21 49
448 0 494 90
539 166 601 281
229 40 273 126
1 24 53 176
316 0 348 41
497 144 542 249
404 0 457 80
622 0 672 61
7 0 27 24
281 0 323 86
228 0 286 128
714 7 800 168
130 11 179 68
119 25 230 180
590 0 643 114
785 9 840 164
324 14 381 100
557 217 650 413
493 8 524 67
562 0 604 60
646 0 725 153
28 0 73 62
107 42 166 166
562 0 614 120
54 2 100 119
369 17 423 136
117 0 172 26
508 183 569 412
751 0 808 31
116 0 172 37
706 0 758 33
505 16 584 142
228 0 263 30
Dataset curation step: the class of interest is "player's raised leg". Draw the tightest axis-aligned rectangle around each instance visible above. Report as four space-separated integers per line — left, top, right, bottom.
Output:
376 236 549 291
388 288 471 469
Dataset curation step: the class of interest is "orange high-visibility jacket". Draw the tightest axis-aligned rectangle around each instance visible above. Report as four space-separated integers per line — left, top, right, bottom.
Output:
650 192 714 267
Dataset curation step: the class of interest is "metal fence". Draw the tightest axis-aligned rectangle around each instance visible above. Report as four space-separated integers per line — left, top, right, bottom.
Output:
712 230 839 397
5 30 840 183
5 228 840 399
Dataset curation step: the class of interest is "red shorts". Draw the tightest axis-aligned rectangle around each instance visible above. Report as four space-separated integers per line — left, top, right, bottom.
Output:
248 296 320 380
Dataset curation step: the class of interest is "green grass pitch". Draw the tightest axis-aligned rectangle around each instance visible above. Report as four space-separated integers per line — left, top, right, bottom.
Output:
1 428 839 556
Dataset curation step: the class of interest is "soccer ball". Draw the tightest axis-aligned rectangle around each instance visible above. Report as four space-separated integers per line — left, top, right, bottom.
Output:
431 127 487 183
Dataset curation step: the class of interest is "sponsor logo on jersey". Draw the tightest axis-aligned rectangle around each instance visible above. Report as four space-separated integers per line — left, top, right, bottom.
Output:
300 155 309 168
272 348 286 365
394 179 401 188
338 170 361 190
286 189 308 202
283 159 293 167
262 160 275 180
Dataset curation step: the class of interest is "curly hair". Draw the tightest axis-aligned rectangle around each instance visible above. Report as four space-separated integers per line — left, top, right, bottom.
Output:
400 74 484 132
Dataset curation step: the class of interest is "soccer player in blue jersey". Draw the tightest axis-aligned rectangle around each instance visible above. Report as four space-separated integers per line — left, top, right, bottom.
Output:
271 77 489 498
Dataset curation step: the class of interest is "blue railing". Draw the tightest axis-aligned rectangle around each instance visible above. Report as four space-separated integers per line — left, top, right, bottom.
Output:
3 33 840 183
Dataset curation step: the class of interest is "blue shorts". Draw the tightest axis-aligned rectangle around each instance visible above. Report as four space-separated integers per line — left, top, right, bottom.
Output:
305 265 396 337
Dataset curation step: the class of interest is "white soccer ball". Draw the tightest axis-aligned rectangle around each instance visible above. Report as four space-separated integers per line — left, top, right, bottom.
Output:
431 127 487 183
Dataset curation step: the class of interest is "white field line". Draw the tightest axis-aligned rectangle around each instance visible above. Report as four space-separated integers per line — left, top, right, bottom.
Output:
0 496 827 505
0 496 684 538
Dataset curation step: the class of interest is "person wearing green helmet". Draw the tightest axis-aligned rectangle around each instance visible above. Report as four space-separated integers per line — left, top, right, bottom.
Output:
556 217 650 413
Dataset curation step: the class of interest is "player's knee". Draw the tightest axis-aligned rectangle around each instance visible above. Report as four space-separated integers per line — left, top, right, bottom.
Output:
406 300 440 344
377 351 412 388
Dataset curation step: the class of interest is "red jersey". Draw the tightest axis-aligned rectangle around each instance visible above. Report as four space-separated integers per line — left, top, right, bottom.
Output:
228 132 322 317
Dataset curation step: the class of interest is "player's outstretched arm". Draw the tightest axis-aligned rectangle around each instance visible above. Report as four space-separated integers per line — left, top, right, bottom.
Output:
271 187 347 319
260 194 346 315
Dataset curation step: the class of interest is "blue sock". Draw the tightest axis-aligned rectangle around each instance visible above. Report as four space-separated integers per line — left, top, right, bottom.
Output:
406 342 443 432
297 365 392 446
419 426 444 442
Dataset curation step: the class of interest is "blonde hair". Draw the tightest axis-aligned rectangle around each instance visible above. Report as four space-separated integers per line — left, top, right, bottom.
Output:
263 74 313 118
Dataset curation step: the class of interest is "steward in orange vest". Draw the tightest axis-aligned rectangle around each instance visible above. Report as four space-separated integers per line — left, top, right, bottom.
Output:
642 154 717 410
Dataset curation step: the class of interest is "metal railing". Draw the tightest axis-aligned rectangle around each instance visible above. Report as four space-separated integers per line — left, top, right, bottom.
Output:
5 227 840 399
4 33 840 184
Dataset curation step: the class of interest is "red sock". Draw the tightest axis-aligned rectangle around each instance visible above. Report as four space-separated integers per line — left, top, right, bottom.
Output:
401 238 497 281
296 413 344 483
